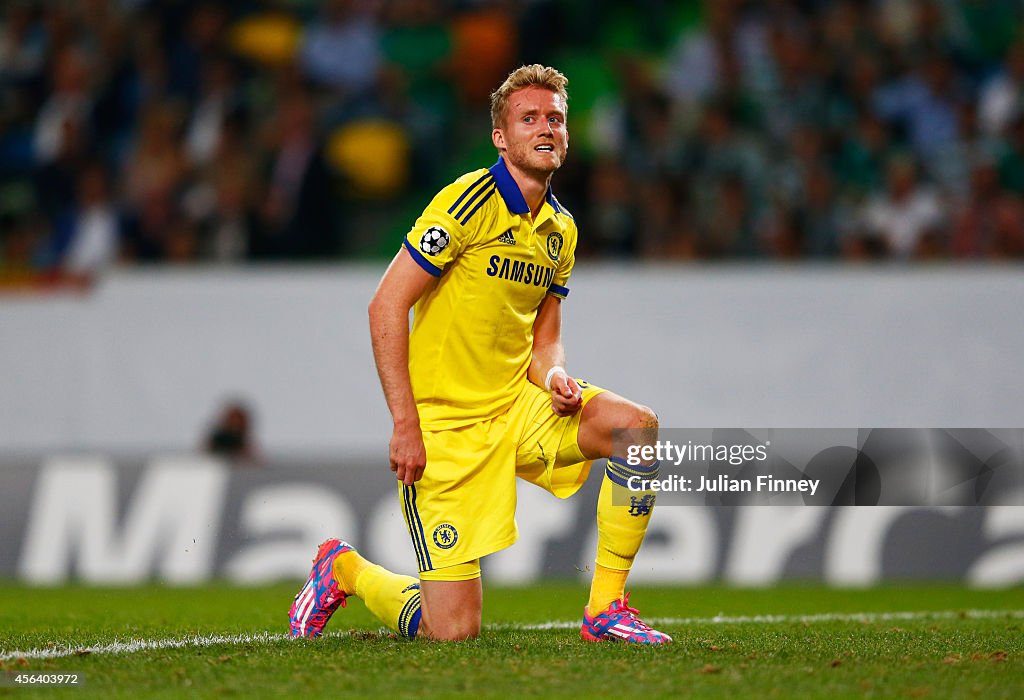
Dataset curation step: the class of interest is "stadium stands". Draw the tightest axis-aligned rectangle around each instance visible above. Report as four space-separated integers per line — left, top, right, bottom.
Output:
1 0 1023 288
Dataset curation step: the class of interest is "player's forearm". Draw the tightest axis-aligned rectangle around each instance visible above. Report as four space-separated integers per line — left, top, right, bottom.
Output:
530 295 566 388
528 341 566 389
369 301 420 428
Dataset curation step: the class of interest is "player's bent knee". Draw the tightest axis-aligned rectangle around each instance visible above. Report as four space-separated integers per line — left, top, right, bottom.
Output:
619 402 658 434
619 403 658 453
632 404 658 430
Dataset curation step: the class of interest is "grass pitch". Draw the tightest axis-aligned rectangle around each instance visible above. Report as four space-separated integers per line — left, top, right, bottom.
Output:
1 583 1022 698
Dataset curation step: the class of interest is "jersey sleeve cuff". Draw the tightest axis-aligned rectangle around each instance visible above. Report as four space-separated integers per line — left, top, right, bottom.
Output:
547 283 570 299
403 239 443 277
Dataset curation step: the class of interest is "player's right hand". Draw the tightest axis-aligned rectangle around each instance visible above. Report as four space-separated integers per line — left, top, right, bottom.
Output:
389 423 427 485
549 372 583 417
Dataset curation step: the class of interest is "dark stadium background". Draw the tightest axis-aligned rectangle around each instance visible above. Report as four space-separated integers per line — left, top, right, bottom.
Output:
3 0 1023 277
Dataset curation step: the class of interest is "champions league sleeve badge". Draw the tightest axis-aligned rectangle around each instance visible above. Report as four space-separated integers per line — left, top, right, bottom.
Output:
419 227 450 256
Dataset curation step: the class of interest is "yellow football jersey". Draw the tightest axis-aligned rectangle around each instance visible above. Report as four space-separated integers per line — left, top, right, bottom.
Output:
401 156 577 430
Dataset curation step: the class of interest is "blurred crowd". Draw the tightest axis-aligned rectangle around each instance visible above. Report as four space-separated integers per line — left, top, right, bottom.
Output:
1 0 1023 287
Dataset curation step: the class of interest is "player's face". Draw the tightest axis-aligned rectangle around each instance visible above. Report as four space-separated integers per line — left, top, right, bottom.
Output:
495 86 568 177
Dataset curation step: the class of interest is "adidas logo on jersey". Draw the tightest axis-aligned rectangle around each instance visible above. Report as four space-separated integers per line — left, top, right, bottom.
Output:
498 229 516 245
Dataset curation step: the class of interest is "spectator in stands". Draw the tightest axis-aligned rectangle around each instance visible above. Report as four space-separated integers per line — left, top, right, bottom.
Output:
120 102 187 216
696 174 760 258
760 18 827 142
252 88 337 260
834 111 894 198
873 50 969 179
32 47 93 166
300 0 382 99
187 159 261 263
980 42 1024 138
183 54 246 168
55 161 122 283
766 164 845 259
0 2 48 91
952 153 1008 257
122 188 176 262
4 0 1024 271
855 155 946 258
91 14 170 156
32 45 95 219
663 0 770 110
169 2 228 102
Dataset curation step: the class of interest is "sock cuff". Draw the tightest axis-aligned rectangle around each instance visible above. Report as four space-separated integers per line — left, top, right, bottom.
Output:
397 588 422 639
606 457 660 486
596 548 636 571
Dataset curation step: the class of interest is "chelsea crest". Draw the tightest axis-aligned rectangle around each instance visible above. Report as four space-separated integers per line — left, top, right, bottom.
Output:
546 232 563 261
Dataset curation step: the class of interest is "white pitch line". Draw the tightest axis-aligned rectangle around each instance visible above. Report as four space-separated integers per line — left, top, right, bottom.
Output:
507 608 1024 631
0 632 291 662
3 609 1022 661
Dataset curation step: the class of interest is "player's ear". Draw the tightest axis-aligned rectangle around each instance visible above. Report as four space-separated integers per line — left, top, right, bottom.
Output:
492 128 505 151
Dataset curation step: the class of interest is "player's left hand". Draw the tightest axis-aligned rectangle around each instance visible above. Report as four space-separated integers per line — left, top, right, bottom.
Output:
549 372 583 417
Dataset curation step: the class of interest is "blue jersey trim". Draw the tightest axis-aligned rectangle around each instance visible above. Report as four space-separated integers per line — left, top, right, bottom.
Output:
546 189 562 213
454 181 495 222
447 172 492 215
460 186 496 225
402 238 442 277
488 157 567 219
547 192 573 219
548 283 570 298
489 157 530 214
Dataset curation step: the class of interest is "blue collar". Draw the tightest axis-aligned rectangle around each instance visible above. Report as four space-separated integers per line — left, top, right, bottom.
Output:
488 157 561 215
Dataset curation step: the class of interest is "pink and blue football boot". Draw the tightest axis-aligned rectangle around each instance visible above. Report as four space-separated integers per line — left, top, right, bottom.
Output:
581 593 673 644
289 538 353 638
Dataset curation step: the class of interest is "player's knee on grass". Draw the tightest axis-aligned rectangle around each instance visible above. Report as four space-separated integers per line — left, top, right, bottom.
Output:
419 576 482 641
422 612 481 641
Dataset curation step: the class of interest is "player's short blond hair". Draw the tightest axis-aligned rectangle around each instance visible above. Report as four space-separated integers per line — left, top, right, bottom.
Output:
490 64 569 129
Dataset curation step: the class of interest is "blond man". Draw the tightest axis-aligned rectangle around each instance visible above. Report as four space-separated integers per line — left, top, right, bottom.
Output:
289 65 669 644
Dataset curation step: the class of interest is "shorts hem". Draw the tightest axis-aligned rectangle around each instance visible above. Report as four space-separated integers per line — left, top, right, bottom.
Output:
418 535 518 576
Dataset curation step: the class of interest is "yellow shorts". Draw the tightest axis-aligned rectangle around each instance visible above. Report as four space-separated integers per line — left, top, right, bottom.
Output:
400 379 605 574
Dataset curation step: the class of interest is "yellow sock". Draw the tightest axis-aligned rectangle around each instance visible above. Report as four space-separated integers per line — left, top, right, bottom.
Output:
332 549 371 595
355 565 422 639
588 564 629 614
332 550 421 638
588 457 658 612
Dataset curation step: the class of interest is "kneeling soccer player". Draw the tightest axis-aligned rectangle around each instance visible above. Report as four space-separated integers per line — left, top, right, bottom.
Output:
289 64 669 644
